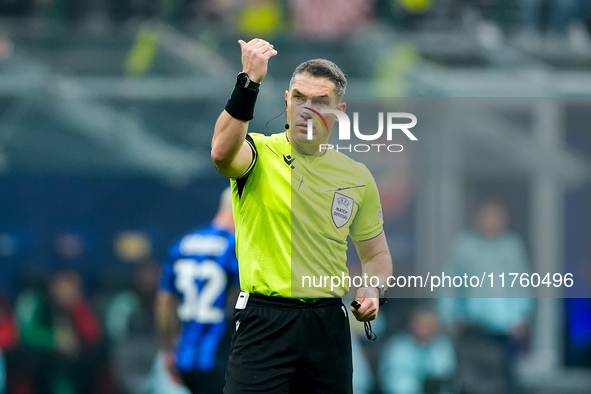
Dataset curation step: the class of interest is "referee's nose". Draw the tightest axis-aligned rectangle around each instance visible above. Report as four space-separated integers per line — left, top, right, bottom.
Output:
300 104 314 119
301 109 312 120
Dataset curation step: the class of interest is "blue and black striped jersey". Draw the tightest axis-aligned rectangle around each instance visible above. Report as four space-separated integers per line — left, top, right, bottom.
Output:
160 224 238 371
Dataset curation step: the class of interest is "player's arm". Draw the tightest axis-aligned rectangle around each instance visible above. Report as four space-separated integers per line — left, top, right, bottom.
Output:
155 289 179 352
211 38 277 178
351 231 392 322
155 289 183 385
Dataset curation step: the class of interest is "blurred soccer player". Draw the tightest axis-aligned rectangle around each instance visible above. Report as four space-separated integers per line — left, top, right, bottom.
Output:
156 187 238 394
211 38 393 393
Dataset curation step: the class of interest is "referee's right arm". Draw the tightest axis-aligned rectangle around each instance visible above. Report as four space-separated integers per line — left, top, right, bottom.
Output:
211 38 277 178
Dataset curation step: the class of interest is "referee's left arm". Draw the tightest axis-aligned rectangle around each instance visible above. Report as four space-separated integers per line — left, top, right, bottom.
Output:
351 231 392 322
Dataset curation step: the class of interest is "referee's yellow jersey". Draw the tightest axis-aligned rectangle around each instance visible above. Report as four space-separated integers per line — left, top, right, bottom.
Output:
231 132 384 298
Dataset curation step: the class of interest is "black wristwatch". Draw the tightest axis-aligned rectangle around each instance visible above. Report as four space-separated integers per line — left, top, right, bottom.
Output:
237 72 260 90
375 285 387 306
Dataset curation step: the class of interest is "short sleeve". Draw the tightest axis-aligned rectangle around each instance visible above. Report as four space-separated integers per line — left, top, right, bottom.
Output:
235 133 266 179
349 166 384 242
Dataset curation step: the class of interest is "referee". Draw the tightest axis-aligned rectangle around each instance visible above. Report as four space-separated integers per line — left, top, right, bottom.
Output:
211 38 393 393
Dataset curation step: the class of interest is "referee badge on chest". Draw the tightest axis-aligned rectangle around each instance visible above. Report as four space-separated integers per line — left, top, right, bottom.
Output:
332 192 354 228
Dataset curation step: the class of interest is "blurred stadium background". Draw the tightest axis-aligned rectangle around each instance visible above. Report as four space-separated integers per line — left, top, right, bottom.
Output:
0 0 590 393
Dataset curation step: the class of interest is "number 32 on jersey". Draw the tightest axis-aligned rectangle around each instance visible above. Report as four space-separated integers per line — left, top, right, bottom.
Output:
174 259 227 324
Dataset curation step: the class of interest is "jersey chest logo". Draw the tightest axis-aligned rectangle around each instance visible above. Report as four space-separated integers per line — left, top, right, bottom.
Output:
332 192 354 228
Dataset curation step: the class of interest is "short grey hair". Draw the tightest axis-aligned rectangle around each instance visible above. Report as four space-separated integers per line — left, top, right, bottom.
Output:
289 59 347 98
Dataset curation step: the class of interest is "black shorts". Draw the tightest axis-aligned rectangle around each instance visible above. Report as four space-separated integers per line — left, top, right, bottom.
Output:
224 294 353 394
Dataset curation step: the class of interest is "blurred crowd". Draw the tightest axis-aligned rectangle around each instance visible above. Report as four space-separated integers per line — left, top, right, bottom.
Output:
1 1 590 393
0 0 590 52
0 262 161 394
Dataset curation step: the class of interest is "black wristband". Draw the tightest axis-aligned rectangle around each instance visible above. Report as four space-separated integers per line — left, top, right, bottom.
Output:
225 81 259 121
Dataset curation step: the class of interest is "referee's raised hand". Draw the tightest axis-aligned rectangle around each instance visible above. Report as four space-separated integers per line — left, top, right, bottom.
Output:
351 286 380 322
238 38 277 83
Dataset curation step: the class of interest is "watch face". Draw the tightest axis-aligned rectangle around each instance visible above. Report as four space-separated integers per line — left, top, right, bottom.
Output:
237 72 249 87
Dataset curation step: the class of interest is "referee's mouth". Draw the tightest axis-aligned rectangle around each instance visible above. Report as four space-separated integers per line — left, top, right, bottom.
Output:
295 124 321 139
